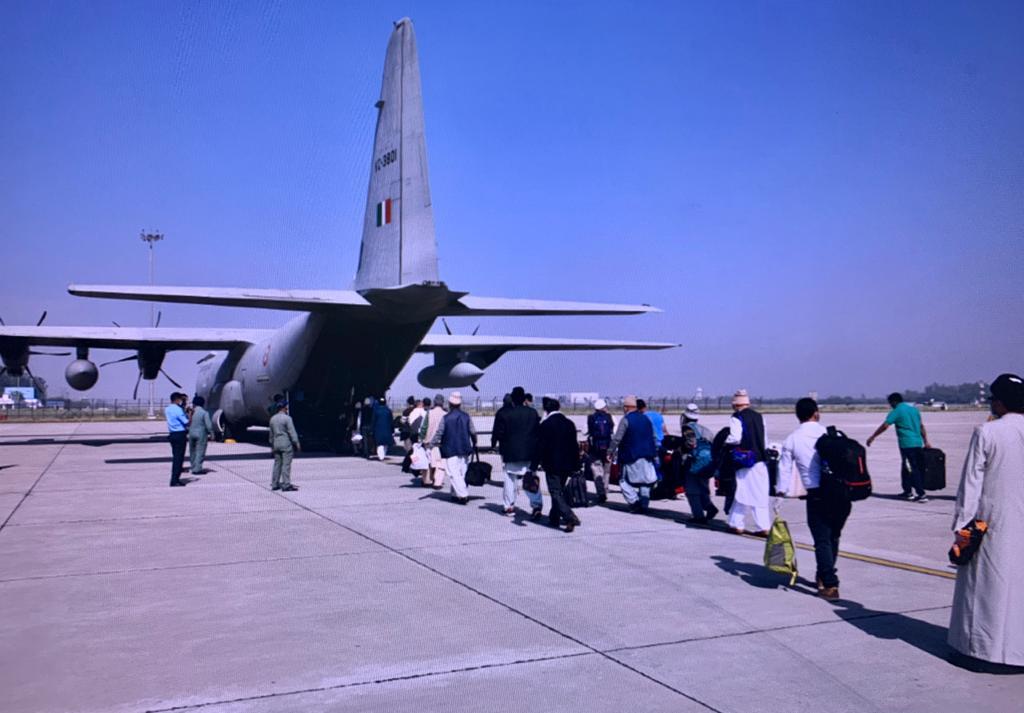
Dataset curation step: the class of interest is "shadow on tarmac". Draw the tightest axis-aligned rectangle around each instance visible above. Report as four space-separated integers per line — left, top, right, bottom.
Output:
872 492 957 502
0 435 168 447
711 555 818 593
712 555 985 669
830 599 955 664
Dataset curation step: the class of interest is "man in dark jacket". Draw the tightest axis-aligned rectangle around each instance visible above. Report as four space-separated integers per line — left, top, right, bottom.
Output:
429 392 476 504
492 386 543 517
533 397 581 532
609 395 658 513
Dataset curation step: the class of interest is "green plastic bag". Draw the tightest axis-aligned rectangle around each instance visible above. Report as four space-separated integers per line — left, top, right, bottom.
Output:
764 516 798 585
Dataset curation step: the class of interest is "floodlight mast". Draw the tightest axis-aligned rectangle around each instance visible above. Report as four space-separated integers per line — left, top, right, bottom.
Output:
140 231 164 418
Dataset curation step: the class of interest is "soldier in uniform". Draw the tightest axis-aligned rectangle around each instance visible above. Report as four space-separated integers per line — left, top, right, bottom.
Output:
269 401 301 492
188 395 214 475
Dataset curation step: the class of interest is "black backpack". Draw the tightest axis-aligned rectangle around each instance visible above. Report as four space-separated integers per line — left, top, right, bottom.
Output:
814 426 871 502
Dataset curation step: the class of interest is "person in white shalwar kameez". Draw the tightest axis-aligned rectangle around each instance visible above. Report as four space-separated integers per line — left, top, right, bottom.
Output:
948 373 1024 668
725 389 772 534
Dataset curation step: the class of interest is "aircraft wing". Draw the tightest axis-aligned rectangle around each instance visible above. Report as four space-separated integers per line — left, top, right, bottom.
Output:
0 326 274 351
68 285 372 312
440 296 661 316
418 334 677 353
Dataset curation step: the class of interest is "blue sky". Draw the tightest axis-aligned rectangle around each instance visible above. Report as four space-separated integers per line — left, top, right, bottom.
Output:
2 1 1022 400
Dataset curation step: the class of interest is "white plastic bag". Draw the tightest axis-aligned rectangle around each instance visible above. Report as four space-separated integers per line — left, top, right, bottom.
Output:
410 443 429 471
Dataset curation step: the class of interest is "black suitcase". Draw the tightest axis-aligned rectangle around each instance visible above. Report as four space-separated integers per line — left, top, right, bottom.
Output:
921 447 946 491
564 471 589 507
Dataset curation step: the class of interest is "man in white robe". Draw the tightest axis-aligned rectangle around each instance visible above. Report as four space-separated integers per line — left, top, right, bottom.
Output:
948 373 1024 668
725 389 771 534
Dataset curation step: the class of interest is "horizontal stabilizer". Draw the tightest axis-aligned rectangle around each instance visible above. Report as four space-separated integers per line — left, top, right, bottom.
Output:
0 326 273 351
442 296 661 317
418 335 677 352
69 285 371 312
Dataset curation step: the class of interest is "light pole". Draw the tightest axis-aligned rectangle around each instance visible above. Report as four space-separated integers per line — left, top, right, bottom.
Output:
140 231 164 418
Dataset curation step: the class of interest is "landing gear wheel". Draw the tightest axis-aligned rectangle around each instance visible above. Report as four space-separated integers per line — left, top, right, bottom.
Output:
212 409 233 442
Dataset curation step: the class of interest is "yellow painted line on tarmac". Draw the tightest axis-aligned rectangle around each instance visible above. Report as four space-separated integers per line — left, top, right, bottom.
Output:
737 530 957 580
796 541 956 580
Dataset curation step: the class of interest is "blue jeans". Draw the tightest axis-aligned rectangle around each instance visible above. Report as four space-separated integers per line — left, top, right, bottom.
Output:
899 447 926 497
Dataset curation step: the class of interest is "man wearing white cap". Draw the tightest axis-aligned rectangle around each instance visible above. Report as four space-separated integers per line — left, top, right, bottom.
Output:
724 389 771 534
586 398 615 503
608 395 659 512
681 403 718 523
429 392 477 504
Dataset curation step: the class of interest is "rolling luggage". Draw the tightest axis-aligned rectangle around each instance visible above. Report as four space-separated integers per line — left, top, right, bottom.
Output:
921 447 946 491
564 471 589 508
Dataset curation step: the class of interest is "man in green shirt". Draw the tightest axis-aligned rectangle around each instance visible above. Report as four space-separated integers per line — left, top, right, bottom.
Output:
867 392 932 502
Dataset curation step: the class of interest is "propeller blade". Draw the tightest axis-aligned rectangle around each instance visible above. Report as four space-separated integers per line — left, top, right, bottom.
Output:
469 383 480 392
111 320 122 328
29 350 72 357
155 311 162 328
36 311 47 327
23 364 43 394
132 372 142 400
0 315 4 326
160 368 182 388
471 324 480 336
99 355 138 367
442 318 452 335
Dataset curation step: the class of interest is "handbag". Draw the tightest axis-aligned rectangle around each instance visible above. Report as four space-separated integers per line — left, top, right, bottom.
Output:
949 519 988 565
409 443 429 471
465 449 492 487
730 448 758 469
522 471 540 493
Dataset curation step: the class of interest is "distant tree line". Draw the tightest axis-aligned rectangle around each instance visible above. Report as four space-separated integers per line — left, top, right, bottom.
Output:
755 381 986 406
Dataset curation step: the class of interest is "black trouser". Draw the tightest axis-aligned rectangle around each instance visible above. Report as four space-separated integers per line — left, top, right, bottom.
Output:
899 447 926 496
545 472 576 527
806 489 851 589
168 431 187 486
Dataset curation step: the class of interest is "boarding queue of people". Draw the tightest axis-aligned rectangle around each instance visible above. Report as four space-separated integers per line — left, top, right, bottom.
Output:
162 378 1023 672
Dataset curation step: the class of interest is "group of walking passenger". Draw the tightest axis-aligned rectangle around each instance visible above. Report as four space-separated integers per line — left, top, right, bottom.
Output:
161 376 1022 672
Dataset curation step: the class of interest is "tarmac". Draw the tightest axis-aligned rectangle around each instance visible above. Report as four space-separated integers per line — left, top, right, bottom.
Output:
1 411 1021 712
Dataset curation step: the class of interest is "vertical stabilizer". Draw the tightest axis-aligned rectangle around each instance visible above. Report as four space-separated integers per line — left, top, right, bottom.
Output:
354 18 439 290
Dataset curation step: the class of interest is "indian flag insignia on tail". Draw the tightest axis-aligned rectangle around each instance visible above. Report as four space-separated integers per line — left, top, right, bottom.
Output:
375 198 392 227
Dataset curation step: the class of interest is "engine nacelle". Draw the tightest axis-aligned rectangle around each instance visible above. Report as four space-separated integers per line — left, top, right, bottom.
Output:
65 359 99 391
417 362 484 389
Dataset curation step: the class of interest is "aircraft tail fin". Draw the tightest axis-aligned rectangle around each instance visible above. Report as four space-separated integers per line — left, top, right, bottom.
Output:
354 18 439 290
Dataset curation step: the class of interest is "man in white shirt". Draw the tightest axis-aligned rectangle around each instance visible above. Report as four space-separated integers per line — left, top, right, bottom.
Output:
776 397 849 600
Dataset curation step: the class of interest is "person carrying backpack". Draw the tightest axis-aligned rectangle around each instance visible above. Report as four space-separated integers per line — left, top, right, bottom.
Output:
680 403 718 523
586 399 614 503
776 397 848 600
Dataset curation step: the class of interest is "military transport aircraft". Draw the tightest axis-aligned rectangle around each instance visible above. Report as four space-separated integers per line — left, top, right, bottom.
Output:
0 18 674 448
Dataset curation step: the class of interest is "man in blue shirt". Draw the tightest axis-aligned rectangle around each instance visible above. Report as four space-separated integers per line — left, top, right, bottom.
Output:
165 392 190 487
867 392 932 502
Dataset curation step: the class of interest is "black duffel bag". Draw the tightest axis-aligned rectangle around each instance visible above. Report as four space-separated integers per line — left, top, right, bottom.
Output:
465 449 492 487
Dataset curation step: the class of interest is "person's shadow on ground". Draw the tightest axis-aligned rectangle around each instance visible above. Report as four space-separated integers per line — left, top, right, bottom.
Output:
711 555 818 593
830 598 955 663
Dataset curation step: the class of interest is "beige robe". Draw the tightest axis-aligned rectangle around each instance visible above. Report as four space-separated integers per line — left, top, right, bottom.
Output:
948 412 1024 665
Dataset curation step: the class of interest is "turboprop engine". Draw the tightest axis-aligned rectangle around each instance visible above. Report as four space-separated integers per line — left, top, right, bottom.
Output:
65 359 99 391
417 362 484 389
